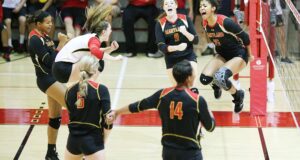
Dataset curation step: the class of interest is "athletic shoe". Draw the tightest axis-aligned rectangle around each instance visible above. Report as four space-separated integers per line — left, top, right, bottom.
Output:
146 51 163 58
212 84 222 99
45 151 59 160
232 90 245 113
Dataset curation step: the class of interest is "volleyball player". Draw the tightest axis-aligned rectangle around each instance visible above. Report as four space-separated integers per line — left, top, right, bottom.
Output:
199 0 254 113
64 55 112 160
107 60 215 160
52 3 122 84
27 11 69 159
155 0 199 87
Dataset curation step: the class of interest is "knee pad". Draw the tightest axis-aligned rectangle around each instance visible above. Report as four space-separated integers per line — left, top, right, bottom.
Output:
98 60 105 72
199 74 213 85
48 117 61 129
213 67 233 91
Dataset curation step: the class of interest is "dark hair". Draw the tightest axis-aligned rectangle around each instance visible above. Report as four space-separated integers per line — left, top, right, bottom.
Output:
172 60 193 84
27 10 51 24
200 0 219 11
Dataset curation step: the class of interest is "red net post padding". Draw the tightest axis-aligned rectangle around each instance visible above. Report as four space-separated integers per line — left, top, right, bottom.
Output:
249 0 268 115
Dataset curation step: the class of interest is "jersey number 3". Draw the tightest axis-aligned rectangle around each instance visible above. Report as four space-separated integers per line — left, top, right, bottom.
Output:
77 92 85 109
169 101 183 120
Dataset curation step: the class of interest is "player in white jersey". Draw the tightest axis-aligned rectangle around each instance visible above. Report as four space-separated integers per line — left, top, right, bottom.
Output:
52 3 122 83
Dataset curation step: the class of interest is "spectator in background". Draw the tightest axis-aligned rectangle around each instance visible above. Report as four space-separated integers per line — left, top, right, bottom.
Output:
2 0 26 53
176 0 194 19
59 0 88 38
122 0 163 58
0 0 11 62
27 0 57 39
271 0 292 63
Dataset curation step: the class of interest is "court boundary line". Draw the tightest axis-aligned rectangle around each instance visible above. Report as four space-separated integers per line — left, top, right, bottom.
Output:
13 105 44 159
256 116 270 160
111 57 128 109
13 125 35 160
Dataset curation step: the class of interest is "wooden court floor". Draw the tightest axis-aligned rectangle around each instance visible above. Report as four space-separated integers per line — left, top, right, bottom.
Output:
1 54 300 160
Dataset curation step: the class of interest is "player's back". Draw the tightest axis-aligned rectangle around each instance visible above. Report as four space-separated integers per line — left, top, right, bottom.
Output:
65 80 108 136
55 33 97 63
157 87 201 150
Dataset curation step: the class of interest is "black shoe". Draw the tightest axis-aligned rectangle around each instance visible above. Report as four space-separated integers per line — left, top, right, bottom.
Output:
232 90 245 113
124 52 136 57
190 87 199 94
212 84 222 99
2 53 10 62
201 47 214 56
281 57 293 63
45 151 59 160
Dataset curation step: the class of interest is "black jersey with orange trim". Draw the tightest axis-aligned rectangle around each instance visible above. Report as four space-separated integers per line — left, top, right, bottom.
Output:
28 29 57 77
129 87 215 150
202 14 250 55
65 80 112 136
156 14 198 59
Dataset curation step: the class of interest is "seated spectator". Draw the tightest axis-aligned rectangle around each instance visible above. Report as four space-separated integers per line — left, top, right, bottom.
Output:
27 0 57 39
0 0 11 62
177 0 194 19
122 0 163 58
2 0 26 53
59 0 88 38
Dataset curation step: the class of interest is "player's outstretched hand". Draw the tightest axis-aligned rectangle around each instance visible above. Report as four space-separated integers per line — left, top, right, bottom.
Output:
106 110 117 125
177 43 187 51
58 32 69 42
111 41 119 51
114 54 123 61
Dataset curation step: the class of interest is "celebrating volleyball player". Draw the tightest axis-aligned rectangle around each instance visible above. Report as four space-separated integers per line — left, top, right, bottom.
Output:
52 3 122 84
107 60 215 160
155 0 199 88
64 55 112 160
199 0 254 113
27 11 69 159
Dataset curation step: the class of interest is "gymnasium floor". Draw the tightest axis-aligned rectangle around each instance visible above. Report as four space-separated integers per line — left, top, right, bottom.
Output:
0 53 300 160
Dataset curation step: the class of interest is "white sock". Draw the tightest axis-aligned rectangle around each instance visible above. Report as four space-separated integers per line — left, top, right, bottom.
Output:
8 38 12 47
20 35 25 44
207 43 215 49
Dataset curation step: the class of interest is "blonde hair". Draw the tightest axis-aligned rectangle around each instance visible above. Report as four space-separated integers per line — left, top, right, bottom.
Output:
75 55 99 107
84 2 112 33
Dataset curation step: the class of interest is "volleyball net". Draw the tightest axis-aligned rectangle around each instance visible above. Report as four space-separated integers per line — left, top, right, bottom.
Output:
259 0 300 125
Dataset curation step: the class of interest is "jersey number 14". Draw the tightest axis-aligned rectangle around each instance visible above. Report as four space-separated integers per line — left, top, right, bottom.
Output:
169 101 183 120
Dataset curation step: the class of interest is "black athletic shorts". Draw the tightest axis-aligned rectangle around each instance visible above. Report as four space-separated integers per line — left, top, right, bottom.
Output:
60 7 86 28
52 61 73 83
162 147 203 160
165 53 197 69
219 48 248 64
66 132 104 155
3 7 27 20
36 75 56 93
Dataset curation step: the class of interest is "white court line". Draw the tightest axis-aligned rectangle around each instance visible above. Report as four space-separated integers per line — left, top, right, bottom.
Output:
260 23 300 133
111 57 128 109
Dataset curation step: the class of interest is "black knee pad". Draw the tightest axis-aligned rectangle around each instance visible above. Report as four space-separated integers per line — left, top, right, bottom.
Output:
48 117 61 129
199 74 213 85
213 67 233 91
98 60 105 72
